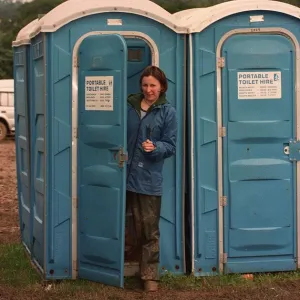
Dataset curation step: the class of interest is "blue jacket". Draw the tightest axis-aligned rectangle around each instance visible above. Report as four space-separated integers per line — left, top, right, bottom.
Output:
126 93 177 196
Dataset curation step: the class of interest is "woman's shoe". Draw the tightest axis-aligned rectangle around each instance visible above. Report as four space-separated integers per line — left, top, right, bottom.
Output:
144 280 158 292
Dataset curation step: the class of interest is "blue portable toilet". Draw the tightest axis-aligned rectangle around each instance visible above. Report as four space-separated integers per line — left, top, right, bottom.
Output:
13 0 188 287
176 0 300 276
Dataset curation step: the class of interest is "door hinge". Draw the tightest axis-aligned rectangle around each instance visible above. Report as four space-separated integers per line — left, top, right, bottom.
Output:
73 259 78 272
73 127 78 139
219 127 226 137
219 196 227 207
220 253 228 264
73 197 78 209
73 57 79 68
118 147 128 168
217 57 225 68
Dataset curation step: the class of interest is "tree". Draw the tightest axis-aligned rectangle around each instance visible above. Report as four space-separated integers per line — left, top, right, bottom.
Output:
0 0 66 79
153 0 300 11
14 0 66 31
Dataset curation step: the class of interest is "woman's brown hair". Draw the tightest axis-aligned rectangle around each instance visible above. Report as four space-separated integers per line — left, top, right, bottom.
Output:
139 66 168 93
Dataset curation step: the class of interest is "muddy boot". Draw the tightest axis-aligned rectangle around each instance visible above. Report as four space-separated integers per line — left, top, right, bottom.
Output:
144 280 158 292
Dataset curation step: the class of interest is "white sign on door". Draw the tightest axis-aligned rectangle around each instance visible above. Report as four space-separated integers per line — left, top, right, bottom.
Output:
237 71 282 100
85 76 114 110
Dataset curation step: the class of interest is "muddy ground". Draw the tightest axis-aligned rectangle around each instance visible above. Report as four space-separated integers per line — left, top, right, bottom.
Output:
1 139 300 300
0 138 19 244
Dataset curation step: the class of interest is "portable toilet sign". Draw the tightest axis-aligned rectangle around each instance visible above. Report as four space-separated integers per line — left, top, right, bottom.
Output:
176 0 300 276
13 0 188 287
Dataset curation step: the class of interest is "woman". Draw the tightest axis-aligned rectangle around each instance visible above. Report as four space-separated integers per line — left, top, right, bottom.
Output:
126 66 177 292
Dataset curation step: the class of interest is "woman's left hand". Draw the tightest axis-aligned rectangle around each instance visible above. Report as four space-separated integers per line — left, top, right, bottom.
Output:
142 139 156 152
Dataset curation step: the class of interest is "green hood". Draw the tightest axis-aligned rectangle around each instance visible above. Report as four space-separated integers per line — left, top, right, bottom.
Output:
127 93 168 113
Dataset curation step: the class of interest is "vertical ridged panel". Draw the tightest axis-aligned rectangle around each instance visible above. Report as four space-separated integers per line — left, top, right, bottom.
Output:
14 46 31 251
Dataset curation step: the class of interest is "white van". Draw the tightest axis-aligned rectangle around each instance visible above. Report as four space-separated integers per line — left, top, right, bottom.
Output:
0 79 14 141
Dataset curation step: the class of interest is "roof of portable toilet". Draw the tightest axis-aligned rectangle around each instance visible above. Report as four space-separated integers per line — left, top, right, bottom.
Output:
0 79 14 92
12 19 39 46
173 8 206 22
175 0 300 33
13 0 187 46
173 8 205 20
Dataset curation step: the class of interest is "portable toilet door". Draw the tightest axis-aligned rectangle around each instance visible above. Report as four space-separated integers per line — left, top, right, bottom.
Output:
76 32 129 286
180 0 300 276
13 0 188 288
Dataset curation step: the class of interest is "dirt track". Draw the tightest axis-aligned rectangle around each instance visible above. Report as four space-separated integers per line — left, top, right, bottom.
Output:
0 139 20 244
2 139 300 299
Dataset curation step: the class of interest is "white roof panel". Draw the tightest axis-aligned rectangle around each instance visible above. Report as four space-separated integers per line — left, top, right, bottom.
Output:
12 19 39 47
12 0 187 46
173 8 205 21
175 0 300 32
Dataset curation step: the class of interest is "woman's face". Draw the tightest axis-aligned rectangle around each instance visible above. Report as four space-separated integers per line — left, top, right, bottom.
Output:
141 75 162 103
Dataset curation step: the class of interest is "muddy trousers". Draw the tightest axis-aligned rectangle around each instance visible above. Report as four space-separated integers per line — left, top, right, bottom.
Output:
126 191 161 281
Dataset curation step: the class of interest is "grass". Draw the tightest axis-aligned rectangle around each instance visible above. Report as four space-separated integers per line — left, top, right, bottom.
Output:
1 243 300 292
0 244 40 286
159 269 300 291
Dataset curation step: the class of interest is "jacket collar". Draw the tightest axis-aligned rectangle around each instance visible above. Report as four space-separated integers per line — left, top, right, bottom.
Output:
127 93 168 113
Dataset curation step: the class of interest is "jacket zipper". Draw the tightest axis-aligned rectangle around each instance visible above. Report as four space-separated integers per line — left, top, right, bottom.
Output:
126 106 156 183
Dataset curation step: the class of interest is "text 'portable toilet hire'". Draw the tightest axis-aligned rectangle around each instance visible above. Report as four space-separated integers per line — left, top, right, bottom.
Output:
176 0 300 277
13 0 188 287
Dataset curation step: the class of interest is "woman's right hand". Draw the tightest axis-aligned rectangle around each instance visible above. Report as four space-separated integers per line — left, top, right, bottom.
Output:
142 139 156 152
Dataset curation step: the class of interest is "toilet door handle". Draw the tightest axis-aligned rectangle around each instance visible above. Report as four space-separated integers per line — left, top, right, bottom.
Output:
286 140 300 161
118 147 128 168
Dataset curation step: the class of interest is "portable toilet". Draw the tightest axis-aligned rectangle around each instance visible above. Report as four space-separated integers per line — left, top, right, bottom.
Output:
177 0 300 276
13 0 188 287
